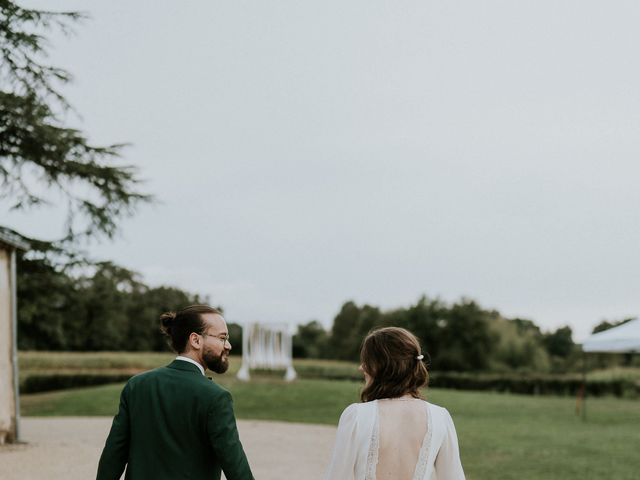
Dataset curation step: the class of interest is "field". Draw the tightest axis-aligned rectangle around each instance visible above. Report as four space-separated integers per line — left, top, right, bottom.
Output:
17 352 640 480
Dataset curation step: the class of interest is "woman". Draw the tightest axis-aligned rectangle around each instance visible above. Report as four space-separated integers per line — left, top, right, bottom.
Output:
325 327 465 480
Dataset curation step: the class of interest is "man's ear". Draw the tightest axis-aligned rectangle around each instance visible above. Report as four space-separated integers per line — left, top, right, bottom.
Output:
188 332 202 350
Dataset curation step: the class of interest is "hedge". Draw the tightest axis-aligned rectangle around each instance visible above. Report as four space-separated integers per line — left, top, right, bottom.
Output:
19 369 640 398
20 373 137 394
428 372 639 398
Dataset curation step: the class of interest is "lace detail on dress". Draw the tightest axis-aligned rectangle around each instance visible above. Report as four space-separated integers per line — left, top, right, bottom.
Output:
412 402 433 480
365 401 380 480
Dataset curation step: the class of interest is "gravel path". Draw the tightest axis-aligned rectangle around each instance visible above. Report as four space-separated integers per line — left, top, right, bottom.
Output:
0 417 337 480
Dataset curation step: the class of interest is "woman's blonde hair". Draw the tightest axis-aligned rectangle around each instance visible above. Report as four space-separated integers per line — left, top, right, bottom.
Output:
360 327 429 402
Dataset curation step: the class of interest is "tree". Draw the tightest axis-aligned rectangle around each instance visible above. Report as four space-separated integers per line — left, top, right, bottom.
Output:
128 286 208 352
329 301 382 361
227 322 243 355
542 326 574 358
16 247 81 349
511 317 543 337
2 2 160 350
16 256 207 351
328 301 361 360
435 299 498 371
76 262 137 350
293 320 329 358
489 317 550 372
1 1 149 253
398 296 445 364
592 317 635 334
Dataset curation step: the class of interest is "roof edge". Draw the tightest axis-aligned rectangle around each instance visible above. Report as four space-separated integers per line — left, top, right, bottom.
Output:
0 226 30 250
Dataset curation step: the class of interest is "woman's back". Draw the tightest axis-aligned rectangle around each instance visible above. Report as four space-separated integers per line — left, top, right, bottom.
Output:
376 398 428 480
324 399 464 480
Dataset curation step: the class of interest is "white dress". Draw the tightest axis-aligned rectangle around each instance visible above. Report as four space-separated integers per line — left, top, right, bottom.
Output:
324 399 465 480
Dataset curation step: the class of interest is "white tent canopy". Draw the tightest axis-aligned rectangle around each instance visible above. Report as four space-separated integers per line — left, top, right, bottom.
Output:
582 318 640 353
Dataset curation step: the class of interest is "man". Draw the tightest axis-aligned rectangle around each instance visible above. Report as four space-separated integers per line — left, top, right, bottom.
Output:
96 305 254 480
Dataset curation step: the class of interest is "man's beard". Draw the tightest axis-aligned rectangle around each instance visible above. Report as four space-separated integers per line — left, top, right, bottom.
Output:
204 349 229 374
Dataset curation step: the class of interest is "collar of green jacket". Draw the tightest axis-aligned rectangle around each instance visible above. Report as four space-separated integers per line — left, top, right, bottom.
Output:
167 359 205 374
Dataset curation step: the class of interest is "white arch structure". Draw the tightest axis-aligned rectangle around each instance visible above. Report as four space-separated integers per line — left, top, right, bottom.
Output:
236 323 296 381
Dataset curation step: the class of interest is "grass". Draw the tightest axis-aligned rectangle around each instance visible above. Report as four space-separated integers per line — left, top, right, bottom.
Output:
20 377 361 423
16 352 640 479
21 374 640 480
439 389 640 480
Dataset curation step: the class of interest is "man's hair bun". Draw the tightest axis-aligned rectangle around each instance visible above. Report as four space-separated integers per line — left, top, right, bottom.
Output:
160 311 177 333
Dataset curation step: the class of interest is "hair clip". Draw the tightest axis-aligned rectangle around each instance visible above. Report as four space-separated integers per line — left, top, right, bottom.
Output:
416 354 424 360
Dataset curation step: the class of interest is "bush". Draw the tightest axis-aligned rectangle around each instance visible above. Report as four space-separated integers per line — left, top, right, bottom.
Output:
18 356 640 398
20 373 136 394
428 372 638 398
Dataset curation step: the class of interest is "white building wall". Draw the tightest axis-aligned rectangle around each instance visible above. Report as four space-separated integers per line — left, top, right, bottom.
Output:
0 248 17 444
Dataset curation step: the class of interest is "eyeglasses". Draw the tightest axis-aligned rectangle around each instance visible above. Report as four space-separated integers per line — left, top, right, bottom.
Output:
201 332 230 344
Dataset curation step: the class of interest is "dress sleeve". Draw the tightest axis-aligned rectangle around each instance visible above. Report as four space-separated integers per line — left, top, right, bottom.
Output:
207 389 255 480
324 403 359 480
434 408 466 480
96 383 131 480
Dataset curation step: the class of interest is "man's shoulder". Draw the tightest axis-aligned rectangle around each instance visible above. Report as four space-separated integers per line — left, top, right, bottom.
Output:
122 366 167 390
177 375 233 409
123 365 231 398
128 365 168 380
200 377 231 397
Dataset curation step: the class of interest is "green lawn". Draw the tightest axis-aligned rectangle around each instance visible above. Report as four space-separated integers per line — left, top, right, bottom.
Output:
21 374 640 480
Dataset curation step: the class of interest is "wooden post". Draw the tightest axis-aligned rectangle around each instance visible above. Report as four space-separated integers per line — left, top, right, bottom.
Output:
581 350 587 421
11 248 20 441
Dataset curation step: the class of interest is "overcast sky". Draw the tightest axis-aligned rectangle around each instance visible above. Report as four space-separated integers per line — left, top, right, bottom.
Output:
5 1 640 340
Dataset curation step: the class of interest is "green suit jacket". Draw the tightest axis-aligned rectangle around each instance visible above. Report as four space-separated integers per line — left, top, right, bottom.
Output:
96 360 254 480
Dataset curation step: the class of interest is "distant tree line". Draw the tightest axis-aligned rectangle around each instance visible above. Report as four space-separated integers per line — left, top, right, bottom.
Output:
292 297 581 373
591 317 635 334
17 253 207 351
17 251 635 372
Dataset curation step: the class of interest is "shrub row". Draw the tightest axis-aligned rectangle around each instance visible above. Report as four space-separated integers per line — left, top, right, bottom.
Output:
20 369 640 398
20 373 136 394
293 363 361 381
429 372 639 398
294 366 639 397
